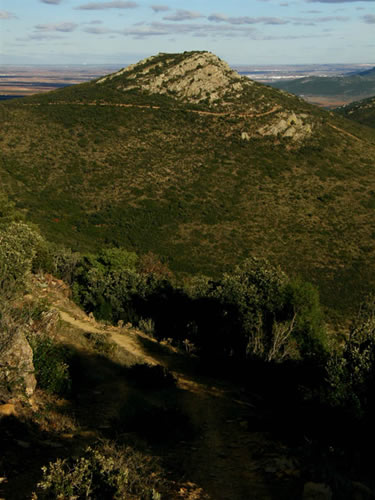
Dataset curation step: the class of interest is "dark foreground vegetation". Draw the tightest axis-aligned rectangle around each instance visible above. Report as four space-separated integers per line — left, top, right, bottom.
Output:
1 194 375 498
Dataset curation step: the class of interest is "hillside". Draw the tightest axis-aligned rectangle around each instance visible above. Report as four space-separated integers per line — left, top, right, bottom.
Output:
2 50 375 314
1 274 301 500
335 95 375 129
269 67 375 107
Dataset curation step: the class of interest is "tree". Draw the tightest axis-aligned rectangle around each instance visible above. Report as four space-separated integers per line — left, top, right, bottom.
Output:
0 221 42 297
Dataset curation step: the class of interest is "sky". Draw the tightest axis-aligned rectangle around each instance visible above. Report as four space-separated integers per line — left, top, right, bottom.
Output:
1 0 374 66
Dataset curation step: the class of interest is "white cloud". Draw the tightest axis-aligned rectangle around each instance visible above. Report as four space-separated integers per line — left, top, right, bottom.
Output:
151 5 170 12
35 22 78 32
163 9 204 21
208 14 289 25
41 0 63 4
76 1 138 10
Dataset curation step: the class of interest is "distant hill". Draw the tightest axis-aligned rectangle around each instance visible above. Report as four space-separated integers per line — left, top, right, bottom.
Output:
2 51 375 314
335 95 375 129
269 67 375 107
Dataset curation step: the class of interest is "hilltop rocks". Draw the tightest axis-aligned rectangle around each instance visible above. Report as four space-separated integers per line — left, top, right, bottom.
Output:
258 112 312 141
98 51 247 105
0 325 36 403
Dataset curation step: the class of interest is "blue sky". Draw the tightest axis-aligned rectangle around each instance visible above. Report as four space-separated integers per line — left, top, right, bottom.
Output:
1 0 374 65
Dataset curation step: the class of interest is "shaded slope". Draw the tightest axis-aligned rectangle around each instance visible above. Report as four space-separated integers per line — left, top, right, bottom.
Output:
269 67 375 104
2 51 375 314
335 95 375 129
39 274 300 500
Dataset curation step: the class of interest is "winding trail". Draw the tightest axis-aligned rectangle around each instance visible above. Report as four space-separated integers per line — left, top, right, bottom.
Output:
52 283 299 500
328 123 364 142
22 100 281 119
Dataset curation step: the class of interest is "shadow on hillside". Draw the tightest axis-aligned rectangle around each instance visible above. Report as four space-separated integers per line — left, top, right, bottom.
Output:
1 344 197 499
2 342 309 499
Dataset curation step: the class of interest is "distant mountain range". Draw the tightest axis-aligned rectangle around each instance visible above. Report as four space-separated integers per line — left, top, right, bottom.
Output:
2 51 375 315
269 67 375 107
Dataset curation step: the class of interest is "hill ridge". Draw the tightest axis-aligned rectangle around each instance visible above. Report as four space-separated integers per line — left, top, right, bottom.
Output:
97 51 248 106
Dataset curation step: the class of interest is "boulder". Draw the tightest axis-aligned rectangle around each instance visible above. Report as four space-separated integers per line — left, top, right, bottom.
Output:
0 326 36 403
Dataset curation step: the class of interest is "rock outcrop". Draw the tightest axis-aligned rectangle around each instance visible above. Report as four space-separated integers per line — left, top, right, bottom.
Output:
98 51 248 106
0 324 36 403
258 112 313 141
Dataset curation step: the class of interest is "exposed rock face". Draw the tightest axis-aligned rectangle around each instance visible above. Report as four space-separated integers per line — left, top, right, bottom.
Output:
258 112 313 141
0 326 36 403
98 51 248 105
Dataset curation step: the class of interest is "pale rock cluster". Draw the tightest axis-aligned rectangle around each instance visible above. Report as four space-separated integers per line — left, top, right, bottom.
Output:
0 328 36 403
258 112 313 142
98 51 249 105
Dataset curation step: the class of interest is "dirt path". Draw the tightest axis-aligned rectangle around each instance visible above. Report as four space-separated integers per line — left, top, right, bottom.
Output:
23 100 281 119
51 287 300 499
58 310 157 366
328 123 364 142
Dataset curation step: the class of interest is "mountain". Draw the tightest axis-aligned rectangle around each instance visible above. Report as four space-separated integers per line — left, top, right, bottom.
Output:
335 95 375 129
2 50 375 314
269 67 375 106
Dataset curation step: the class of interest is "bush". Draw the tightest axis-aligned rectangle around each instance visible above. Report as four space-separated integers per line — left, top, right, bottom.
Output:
30 335 71 395
71 251 328 367
52 245 81 284
326 295 375 417
83 332 115 356
0 221 43 296
34 442 165 499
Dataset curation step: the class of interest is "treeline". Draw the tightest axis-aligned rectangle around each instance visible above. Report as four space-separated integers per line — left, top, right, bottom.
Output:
1 195 375 422
54 247 326 364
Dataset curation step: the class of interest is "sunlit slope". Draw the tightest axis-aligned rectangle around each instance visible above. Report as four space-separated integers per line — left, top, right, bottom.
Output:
2 51 375 313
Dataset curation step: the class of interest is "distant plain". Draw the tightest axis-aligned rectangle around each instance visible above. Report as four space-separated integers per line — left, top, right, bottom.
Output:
2 62 373 105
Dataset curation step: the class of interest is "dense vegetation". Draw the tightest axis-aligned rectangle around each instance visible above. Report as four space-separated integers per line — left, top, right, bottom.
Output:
2 192 375 496
0 52 375 318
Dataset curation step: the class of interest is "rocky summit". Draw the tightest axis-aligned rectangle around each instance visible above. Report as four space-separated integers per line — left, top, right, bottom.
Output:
97 51 247 106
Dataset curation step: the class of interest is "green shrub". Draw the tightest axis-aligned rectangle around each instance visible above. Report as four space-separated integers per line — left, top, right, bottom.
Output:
0 221 43 296
30 335 71 395
326 295 375 417
34 442 165 499
97 247 138 272
83 332 115 356
138 318 155 336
